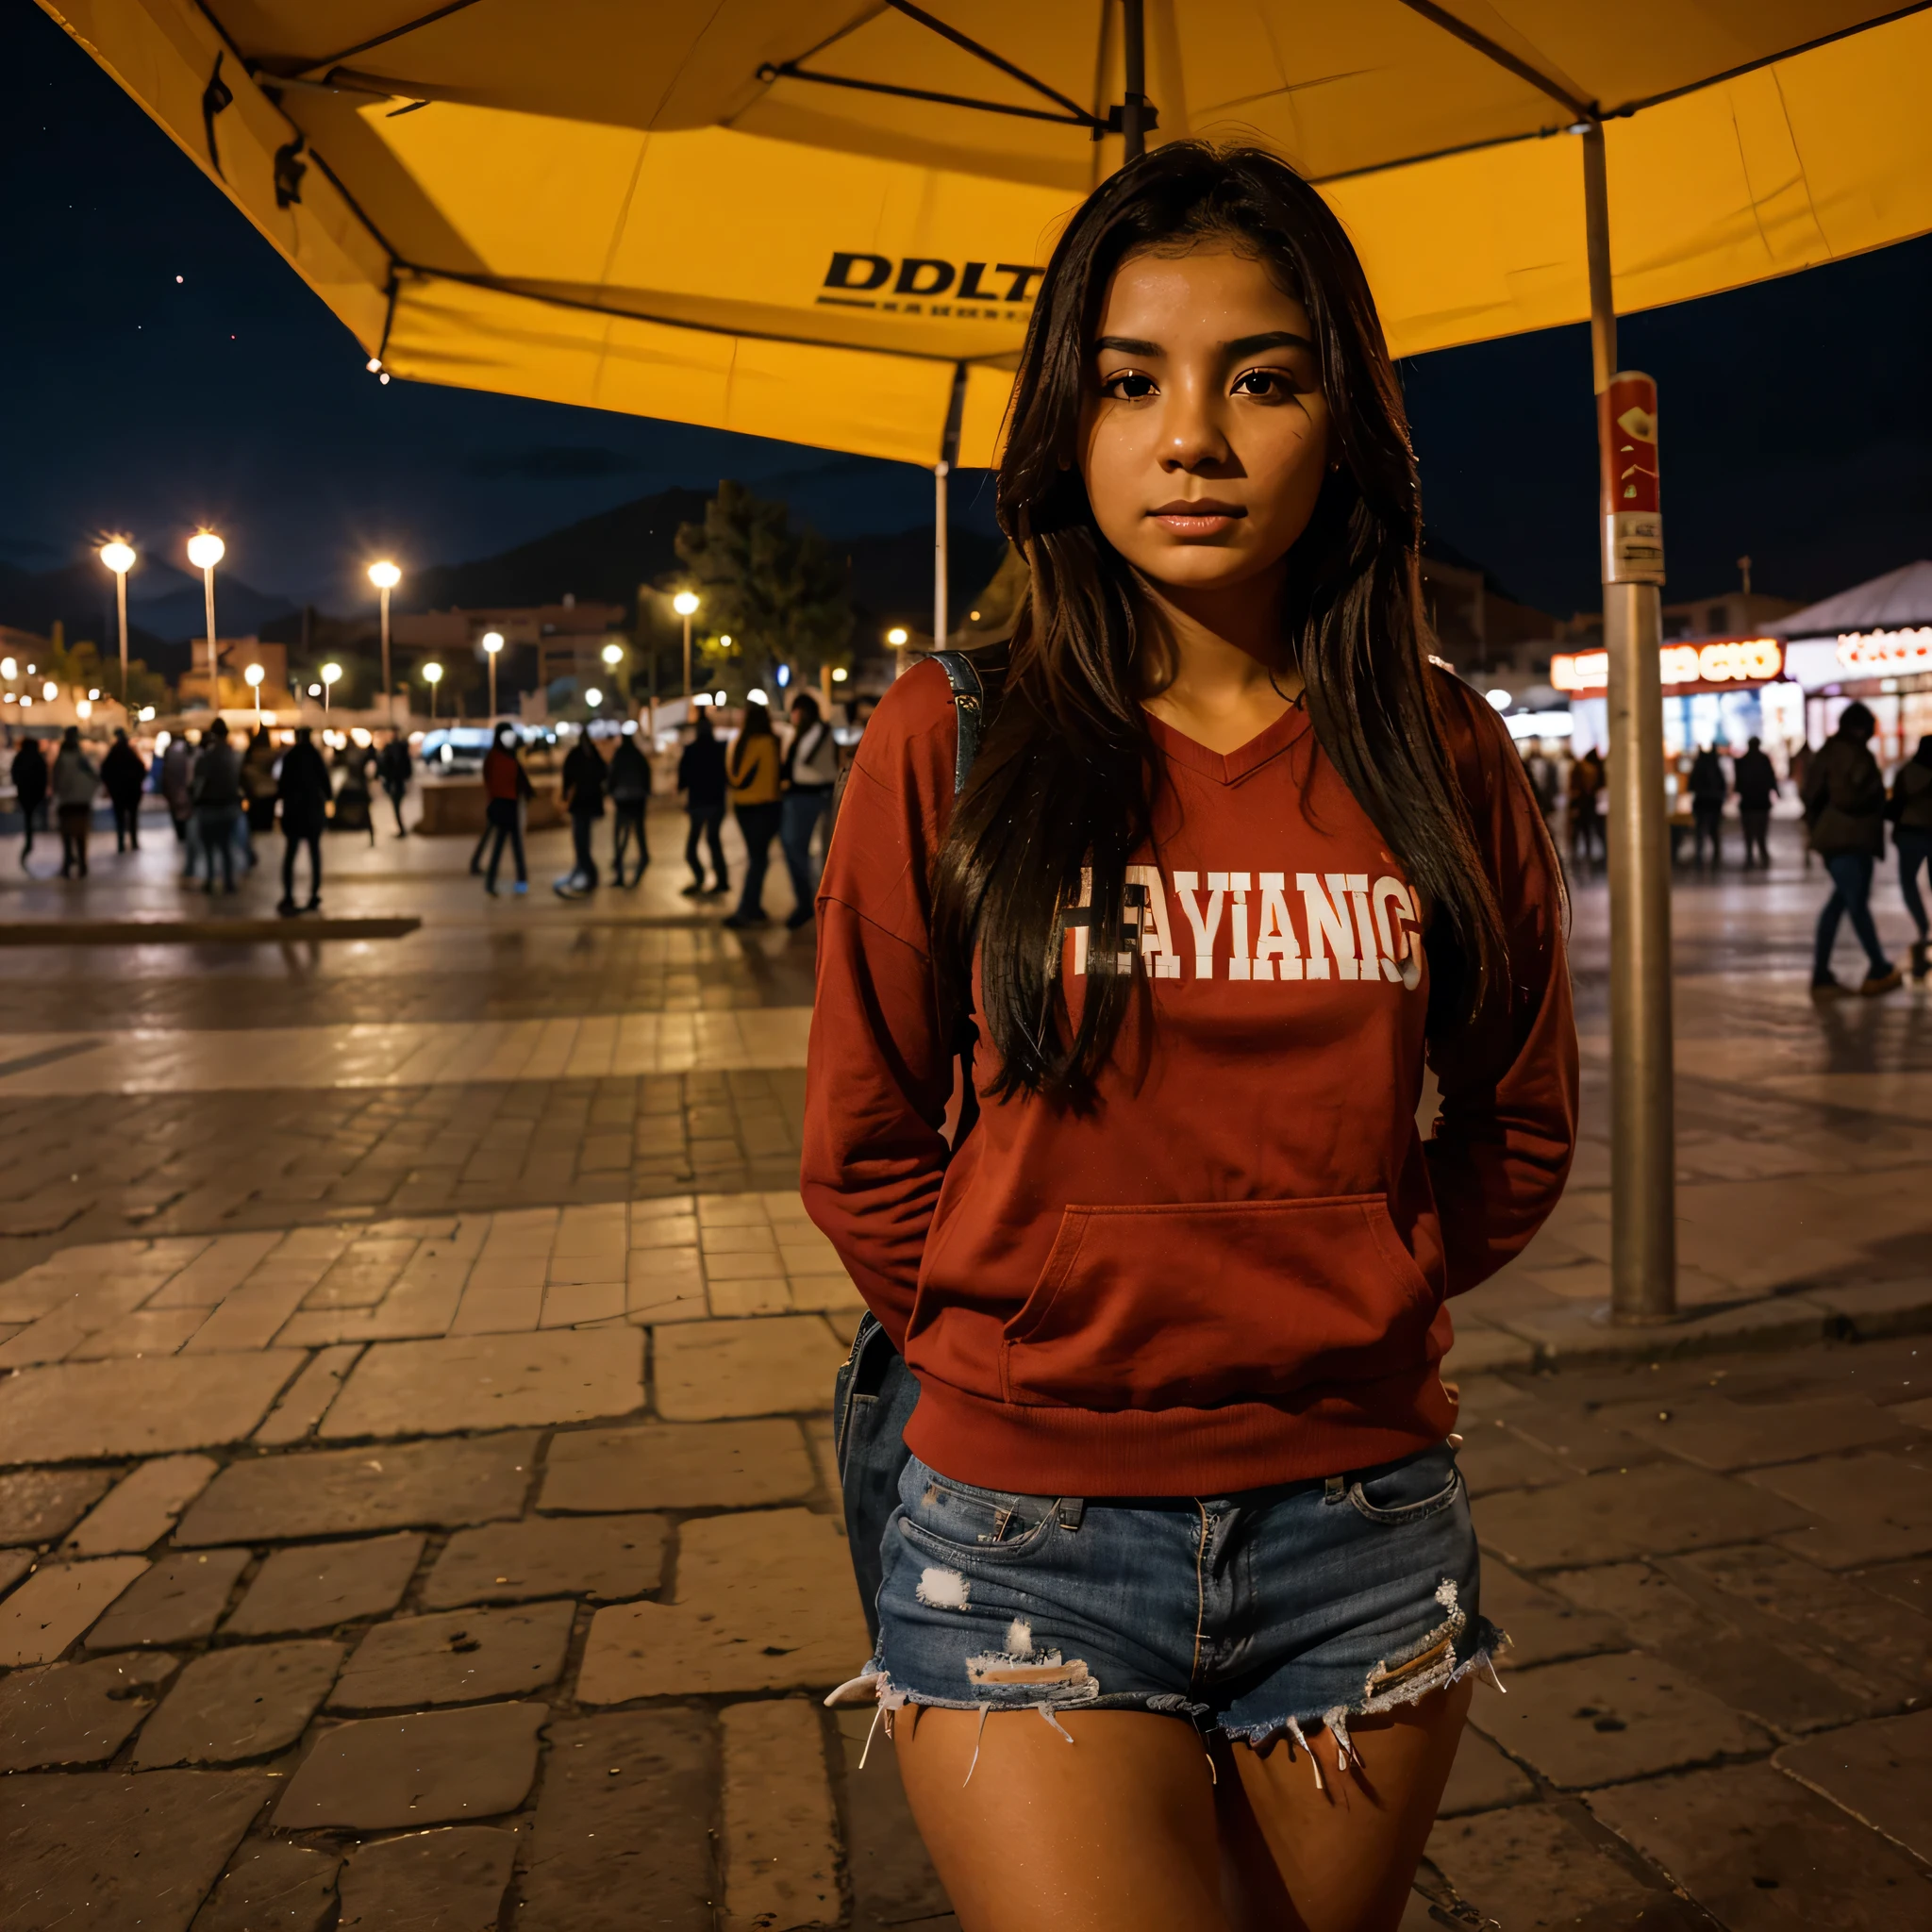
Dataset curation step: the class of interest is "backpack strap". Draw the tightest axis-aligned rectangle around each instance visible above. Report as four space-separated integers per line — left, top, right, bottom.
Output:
930 649 984 798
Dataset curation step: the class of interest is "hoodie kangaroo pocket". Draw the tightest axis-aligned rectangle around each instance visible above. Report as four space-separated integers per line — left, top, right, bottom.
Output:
1000 1196 1436 1410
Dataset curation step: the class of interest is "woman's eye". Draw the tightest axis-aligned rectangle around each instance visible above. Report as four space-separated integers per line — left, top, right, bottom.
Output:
1233 368 1295 399
1103 371 1157 400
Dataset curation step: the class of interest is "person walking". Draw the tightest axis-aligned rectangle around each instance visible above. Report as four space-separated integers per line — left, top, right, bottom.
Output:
778 691 840 929
802 142 1577 1930
676 709 729 898
1688 742 1728 868
1889 732 1932 981
1804 701 1900 996
52 726 99 878
101 728 147 852
607 728 653 889
242 728 279 859
1733 735 1779 869
556 728 607 898
722 699 781 929
376 730 412 838
275 724 332 915
1567 746 1604 869
480 722 533 896
11 734 48 871
159 733 192 844
190 717 242 895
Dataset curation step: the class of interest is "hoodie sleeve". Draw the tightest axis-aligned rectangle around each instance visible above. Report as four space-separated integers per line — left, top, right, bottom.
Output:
799 662 960 1346
1424 676 1580 1294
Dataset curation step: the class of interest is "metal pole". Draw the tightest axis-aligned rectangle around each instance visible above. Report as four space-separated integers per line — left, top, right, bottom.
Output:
682 611 692 701
488 649 497 721
115 570 129 715
1120 0 1148 162
202 564 219 710
1585 122 1677 1324
379 584 393 728
934 461 950 646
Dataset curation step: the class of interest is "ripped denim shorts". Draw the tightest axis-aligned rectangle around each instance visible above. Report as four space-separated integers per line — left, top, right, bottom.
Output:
854 1441 1501 1759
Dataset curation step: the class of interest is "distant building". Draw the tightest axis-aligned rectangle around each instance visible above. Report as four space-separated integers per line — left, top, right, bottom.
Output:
178 637 298 714
391 598 626 696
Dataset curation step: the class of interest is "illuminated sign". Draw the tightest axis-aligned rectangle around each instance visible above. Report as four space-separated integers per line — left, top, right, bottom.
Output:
1551 638 1783 693
1837 628 1932 675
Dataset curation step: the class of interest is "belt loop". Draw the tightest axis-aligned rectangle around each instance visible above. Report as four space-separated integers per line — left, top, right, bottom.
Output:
1055 1498 1086 1531
1324 1475 1346 1503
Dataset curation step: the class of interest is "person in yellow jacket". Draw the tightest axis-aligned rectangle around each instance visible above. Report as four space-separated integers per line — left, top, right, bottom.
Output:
723 699 782 929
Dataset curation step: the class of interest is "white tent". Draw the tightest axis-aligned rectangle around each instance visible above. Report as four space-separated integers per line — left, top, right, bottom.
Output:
1773 560 1932 638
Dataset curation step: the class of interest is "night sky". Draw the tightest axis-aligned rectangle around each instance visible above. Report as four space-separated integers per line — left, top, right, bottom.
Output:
5 2 1928 624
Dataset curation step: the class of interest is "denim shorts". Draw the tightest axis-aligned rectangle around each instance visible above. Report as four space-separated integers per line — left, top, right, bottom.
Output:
852 1440 1500 1754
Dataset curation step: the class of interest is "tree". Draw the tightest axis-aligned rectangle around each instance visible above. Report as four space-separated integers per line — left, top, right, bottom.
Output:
674 480 852 697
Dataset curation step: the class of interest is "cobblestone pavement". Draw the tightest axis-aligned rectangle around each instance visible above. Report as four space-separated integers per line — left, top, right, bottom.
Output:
1 805 1930 1929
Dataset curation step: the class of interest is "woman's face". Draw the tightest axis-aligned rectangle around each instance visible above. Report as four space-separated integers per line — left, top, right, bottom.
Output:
1078 245 1330 599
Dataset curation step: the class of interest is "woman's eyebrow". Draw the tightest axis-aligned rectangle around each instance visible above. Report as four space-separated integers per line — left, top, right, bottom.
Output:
1094 335 1161 356
1224 329 1315 357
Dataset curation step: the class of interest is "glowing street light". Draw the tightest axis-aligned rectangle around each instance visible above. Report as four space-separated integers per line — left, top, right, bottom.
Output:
321 661 341 714
99 540 135 709
243 659 265 727
422 658 443 722
585 686 604 709
42 680 58 702
368 560 402 725
187 531 225 700
602 641 624 665
672 590 699 700
886 626 909 646
832 666 849 683
481 631 504 720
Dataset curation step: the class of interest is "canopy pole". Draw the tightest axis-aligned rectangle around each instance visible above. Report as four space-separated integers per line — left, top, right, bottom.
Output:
936 362 967 648
1586 121 1677 1325
1121 0 1148 162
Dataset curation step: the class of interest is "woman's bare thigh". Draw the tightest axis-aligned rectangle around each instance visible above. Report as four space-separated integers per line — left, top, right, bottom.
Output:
888 1682 1471 1932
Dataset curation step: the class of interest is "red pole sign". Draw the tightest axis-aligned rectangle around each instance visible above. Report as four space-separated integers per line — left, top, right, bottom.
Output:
1599 371 1664 585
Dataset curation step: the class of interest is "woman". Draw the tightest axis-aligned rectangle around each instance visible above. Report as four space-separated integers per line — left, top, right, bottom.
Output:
1889 732 1932 980
779 690 840 929
677 708 729 899
480 722 533 897
51 726 99 878
100 728 147 853
722 699 781 930
802 144 1575 1932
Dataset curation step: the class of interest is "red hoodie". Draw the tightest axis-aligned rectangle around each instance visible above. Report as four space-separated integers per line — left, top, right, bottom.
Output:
802 659 1576 1496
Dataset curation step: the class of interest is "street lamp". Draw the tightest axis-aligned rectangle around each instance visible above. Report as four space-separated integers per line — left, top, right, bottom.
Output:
482 631 504 720
673 590 699 701
887 625 909 678
321 661 341 714
243 659 265 728
99 540 135 710
187 531 225 703
585 686 604 710
423 658 442 723
368 560 401 726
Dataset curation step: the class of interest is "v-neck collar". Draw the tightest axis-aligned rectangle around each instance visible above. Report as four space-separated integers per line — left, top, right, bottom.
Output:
1143 700 1311 786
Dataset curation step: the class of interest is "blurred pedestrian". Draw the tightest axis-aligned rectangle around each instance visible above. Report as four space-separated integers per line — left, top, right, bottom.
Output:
1889 732 1932 982
1803 701 1898 996
376 730 411 837
722 698 781 930
1734 735 1779 869
1790 741 1817 871
778 691 839 929
608 727 652 889
11 734 47 870
159 733 192 844
335 740 376 845
242 728 279 856
556 727 607 898
676 708 728 899
101 728 147 852
52 726 99 878
480 722 532 897
1688 743 1727 867
275 724 332 916
1567 747 1604 868
190 717 242 895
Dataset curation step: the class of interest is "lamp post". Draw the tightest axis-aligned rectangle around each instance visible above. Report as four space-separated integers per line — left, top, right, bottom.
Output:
601 641 624 719
99 541 135 712
368 560 401 726
673 591 699 702
423 659 442 723
243 660 265 729
887 625 909 680
321 662 341 714
482 631 504 720
187 531 225 708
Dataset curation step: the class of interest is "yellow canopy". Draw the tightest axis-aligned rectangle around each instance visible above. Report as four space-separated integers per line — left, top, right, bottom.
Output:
41 2 1932 468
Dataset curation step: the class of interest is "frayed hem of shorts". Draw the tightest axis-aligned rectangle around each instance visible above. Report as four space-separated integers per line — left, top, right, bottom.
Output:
1216 1626 1508 1758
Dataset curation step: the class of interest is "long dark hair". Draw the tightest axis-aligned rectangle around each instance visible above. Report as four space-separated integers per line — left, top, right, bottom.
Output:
930 142 1504 1108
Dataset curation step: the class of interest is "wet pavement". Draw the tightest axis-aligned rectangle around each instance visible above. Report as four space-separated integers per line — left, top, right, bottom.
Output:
0 800 1928 1929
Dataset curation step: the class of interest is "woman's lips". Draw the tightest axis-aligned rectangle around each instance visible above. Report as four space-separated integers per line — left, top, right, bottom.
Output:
1149 505 1244 538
